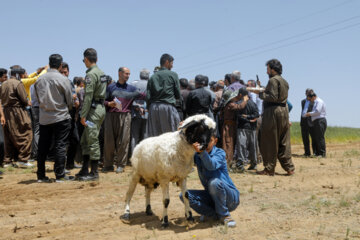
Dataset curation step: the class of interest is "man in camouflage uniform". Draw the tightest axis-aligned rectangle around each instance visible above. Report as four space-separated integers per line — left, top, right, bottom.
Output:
250 59 295 176
76 48 106 181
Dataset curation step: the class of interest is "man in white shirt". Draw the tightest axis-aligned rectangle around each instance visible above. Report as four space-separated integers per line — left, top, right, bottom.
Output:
304 92 327 157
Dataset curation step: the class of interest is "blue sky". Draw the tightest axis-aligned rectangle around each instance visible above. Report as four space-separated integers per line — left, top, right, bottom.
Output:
1 0 359 127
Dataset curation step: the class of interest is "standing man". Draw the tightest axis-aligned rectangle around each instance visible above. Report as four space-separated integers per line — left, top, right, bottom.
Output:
76 48 107 181
220 90 248 165
228 71 245 92
129 69 149 159
146 53 180 137
247 79 263 163
300 88 314 157
305 92 327 157
0 68 7 170
35 54 73 182
60 62 81 170
179 78 190 120
103 67 140 173
250 59 295 176
0 66 33 168
186 74 213 118
233 88 259 172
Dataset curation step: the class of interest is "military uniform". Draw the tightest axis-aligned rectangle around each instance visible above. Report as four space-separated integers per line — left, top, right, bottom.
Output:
80 65 106 161
259 75 295 174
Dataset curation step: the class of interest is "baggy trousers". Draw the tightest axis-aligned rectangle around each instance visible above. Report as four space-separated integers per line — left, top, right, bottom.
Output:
222 121 236 165
234 128 257 168
3 107 32 163
0 123 4 165
37 119 71 179
104 112 131 168
260 106 295 173
146 103 180 138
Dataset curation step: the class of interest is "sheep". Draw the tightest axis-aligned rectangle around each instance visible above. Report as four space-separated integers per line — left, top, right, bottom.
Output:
120 114 216 227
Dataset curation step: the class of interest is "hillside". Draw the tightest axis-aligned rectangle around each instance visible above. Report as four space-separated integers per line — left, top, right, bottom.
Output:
290 122 360 144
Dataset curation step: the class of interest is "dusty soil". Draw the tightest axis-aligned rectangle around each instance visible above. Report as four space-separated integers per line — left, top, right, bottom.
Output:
1 142 360 240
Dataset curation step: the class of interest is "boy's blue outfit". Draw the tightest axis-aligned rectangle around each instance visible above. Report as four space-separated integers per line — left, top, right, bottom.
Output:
180 146 240 218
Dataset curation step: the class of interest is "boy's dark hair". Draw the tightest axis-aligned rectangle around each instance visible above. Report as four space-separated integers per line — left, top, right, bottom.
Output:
0 68 7 77
61 62 69 71
266 59 282 75
238 88 248 97
179 78 188 88
160 53 174 66
49 54 63 69
84 48 97 63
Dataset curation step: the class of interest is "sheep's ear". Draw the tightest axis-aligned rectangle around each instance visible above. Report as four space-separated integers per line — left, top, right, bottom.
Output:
179 120 198 130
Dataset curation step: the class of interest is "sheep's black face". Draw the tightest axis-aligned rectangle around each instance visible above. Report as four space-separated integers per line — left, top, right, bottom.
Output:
184 120 213 151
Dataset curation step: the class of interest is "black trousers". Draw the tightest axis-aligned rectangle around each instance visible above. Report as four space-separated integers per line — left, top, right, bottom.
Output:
301 123 311 156
37 119 71 179
66 118 79 168
31 107 40 159
312 118 327 156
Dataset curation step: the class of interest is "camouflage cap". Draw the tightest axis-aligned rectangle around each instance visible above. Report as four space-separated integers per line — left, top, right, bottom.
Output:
223 89 239 106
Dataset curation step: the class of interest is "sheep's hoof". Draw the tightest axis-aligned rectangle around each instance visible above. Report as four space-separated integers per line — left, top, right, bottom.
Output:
160 216 169 228
187 216 195 222
146 205 153 216
120 213 130 224
186 211 194 222
161 222 169 228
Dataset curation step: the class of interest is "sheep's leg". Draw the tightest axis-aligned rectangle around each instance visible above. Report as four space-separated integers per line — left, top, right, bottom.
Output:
179 179 194 222
160 182 170 227
145 186 153 216
120 174 139 223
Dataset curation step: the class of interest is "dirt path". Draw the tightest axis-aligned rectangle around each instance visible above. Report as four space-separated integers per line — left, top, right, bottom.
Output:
1 143 359 240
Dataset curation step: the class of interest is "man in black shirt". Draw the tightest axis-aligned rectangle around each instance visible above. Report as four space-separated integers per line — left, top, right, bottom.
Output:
232 88 259 172
300 88 315 157
186 75 213 118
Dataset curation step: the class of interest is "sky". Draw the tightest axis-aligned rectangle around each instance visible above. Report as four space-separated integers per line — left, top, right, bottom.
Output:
1 0 359 127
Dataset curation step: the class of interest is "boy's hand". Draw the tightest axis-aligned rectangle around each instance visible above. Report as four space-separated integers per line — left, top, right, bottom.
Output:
192 142 203 153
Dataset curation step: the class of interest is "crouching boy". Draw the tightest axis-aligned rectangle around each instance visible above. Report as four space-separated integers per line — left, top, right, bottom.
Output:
179 132 240 227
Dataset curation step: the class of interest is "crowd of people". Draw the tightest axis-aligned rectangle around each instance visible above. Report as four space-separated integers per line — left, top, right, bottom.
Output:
0 50 327 180
0 49 328 227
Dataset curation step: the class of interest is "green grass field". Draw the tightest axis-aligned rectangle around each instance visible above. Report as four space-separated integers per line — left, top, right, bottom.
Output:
290 122 360 144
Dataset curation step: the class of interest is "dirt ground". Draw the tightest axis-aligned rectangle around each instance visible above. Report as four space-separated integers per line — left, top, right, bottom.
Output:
0 142 359 240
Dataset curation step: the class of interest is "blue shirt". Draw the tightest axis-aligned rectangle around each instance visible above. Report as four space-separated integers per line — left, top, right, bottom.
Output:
105 82 143 113
194 146 239 200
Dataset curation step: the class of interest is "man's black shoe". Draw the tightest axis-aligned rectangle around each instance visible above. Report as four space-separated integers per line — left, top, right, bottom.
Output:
101 166 114 173
78 172 99 181
247 165 257 170
56 175 75 183
37 176 51 183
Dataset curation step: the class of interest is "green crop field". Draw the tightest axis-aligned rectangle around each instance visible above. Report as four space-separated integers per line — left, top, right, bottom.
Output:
290 122 360 144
